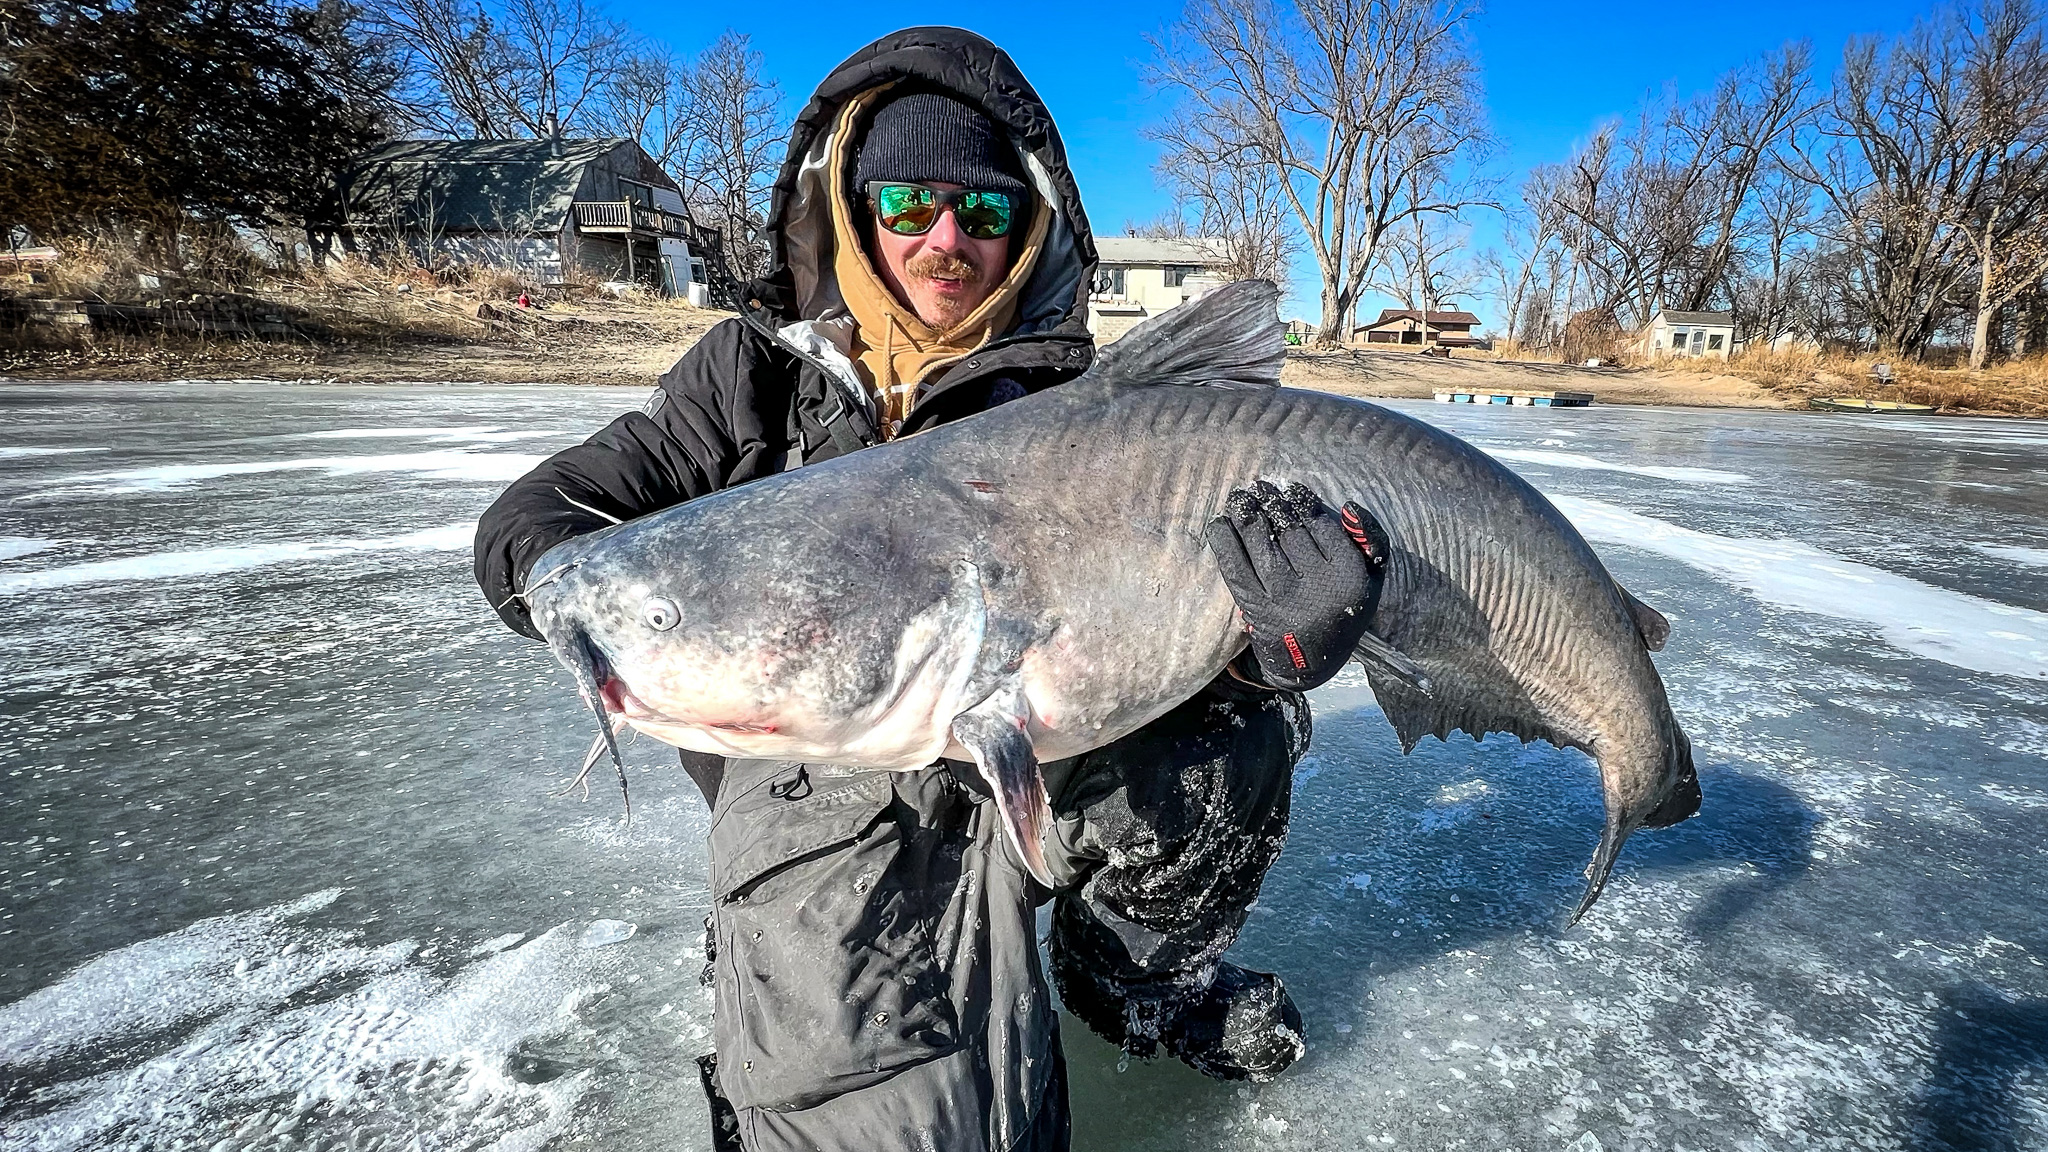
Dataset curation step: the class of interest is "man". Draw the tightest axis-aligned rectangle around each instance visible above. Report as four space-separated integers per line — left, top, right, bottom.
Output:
475 27 1381 1151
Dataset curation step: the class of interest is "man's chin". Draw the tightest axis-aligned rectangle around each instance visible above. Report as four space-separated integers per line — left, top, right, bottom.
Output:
913 281 991 329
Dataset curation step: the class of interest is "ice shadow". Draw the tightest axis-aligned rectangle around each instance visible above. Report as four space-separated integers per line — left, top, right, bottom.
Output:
1060 710 1823 1149
1912 984 2048 1151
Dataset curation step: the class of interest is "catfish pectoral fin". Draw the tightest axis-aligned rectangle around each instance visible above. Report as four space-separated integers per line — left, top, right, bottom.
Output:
1353 630 1434 696
952 703 1053 888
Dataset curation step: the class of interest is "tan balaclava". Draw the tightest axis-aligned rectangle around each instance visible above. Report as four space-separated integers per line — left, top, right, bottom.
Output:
828 89 1051 437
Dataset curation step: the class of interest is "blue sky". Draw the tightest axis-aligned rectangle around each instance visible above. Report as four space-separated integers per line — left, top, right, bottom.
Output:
627 0 1944 325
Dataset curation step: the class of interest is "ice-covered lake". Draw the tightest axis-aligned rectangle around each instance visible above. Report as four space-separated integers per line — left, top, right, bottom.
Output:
1 381 2044 1151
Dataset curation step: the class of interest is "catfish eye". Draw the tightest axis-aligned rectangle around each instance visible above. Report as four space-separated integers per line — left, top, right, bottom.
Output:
642 596 680 631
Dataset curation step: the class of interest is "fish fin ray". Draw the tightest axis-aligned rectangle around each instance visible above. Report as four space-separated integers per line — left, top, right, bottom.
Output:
1615 583 1670 651
1352 630 1434 696
950 687 1052 888
1086 279 1283 392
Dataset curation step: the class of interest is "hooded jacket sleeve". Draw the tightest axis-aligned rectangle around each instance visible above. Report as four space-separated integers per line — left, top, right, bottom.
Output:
472 318 795 639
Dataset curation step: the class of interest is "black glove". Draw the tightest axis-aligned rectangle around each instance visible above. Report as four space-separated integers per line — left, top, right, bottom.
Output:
1205 480 1389 691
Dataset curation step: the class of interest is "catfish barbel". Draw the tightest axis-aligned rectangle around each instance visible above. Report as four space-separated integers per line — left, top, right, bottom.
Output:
523 280 1700 921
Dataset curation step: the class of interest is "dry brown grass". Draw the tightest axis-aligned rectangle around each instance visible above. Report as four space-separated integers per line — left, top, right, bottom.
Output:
1662 347 2048 417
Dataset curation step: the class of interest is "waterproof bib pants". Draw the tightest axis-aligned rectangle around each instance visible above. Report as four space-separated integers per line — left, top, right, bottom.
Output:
697 678 1307 1152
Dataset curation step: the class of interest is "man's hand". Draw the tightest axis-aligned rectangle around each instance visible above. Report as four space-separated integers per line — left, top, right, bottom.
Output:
1204 480 1389 691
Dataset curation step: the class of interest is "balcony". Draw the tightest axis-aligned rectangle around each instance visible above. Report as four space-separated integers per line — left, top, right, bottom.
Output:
572 201 691 238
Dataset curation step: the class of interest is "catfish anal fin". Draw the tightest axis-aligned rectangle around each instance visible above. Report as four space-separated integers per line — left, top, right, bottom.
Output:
951 693 1052 887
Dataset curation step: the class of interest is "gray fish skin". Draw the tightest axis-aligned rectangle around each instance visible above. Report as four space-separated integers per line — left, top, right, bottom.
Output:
526 281 1699 919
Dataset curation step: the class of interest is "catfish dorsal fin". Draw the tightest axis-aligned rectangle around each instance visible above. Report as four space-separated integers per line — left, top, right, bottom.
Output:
1086 278 1284 390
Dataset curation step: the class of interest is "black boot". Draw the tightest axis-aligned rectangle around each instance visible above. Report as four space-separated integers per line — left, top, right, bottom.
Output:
1161 961 1305 1083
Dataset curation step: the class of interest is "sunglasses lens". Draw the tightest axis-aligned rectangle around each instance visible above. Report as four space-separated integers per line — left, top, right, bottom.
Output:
955 191 1014 240
875 184 937 234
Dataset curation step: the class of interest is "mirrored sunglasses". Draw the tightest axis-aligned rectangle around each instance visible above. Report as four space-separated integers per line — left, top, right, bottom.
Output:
866 181 1016 240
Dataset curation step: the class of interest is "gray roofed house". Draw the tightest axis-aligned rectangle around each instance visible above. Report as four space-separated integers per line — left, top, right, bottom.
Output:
319 138 720 297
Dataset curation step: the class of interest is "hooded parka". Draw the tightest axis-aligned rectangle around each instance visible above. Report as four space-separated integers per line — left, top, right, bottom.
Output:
475 27 1098 630
474 28 1305 1152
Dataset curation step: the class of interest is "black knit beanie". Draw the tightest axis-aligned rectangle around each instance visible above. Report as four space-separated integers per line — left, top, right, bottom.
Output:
853 91 1029 196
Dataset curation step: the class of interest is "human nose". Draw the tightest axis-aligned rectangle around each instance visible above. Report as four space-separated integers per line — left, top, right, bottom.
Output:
923 204 964 247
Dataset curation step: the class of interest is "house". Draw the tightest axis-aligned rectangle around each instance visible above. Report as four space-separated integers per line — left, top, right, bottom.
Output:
1087 237 1232 340
1642 309 1737 359
1353 306 1485 348
319 138 718 296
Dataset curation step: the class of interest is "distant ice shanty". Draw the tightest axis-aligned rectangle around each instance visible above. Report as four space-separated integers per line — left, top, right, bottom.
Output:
315 138 721 298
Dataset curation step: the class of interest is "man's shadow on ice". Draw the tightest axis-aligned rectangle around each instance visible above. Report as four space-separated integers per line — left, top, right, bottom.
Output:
1912 984 2048 1151
1059 700 1819 1143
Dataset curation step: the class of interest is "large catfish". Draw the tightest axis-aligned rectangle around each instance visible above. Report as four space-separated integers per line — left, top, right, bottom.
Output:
523 280 1700 921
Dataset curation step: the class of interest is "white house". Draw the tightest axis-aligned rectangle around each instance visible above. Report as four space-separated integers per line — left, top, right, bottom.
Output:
1642 309 1738 360
1087 237 1232 341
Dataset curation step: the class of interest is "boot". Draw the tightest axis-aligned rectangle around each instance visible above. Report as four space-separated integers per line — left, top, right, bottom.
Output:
1161 962 1305 1083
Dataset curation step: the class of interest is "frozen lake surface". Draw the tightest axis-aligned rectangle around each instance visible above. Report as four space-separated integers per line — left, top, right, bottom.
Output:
1 381 2045 1151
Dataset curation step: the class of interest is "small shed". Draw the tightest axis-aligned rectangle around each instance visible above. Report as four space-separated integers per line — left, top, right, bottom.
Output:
1643 309 1737 359
319 138 716 294
1354 307 1486 349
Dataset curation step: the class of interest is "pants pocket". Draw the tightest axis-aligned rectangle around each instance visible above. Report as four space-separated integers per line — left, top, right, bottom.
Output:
710 765 964 1113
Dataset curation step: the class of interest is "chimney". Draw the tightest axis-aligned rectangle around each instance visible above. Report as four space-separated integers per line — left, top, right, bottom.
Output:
545 113 562 158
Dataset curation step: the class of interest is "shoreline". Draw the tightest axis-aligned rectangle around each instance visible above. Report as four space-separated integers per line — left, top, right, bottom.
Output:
2 335 2036 418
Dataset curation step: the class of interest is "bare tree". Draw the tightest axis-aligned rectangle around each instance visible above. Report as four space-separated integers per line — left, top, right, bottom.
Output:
1949 0 2048 367
589 49 694 169
368 0 514 137
1149 114 1295 282
1150 0 1490 346
1674 45 1816 309
494 0 630 137
1369 170 1481 310
1478 181 1563 345
1790 9 2004 357
673 30 782 279
367 0 635 139
1534 47 1815 334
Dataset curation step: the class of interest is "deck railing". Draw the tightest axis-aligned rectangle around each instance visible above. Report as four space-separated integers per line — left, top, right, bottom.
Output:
572 201 690 237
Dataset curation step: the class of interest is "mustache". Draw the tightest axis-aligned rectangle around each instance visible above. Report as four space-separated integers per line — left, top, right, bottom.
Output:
905 248 983 282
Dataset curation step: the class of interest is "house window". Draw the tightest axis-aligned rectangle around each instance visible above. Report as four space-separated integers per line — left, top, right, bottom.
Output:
1162 264 1198 288
1707 333 1724 351
1667 329 1686 351
1094 267 1126 295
